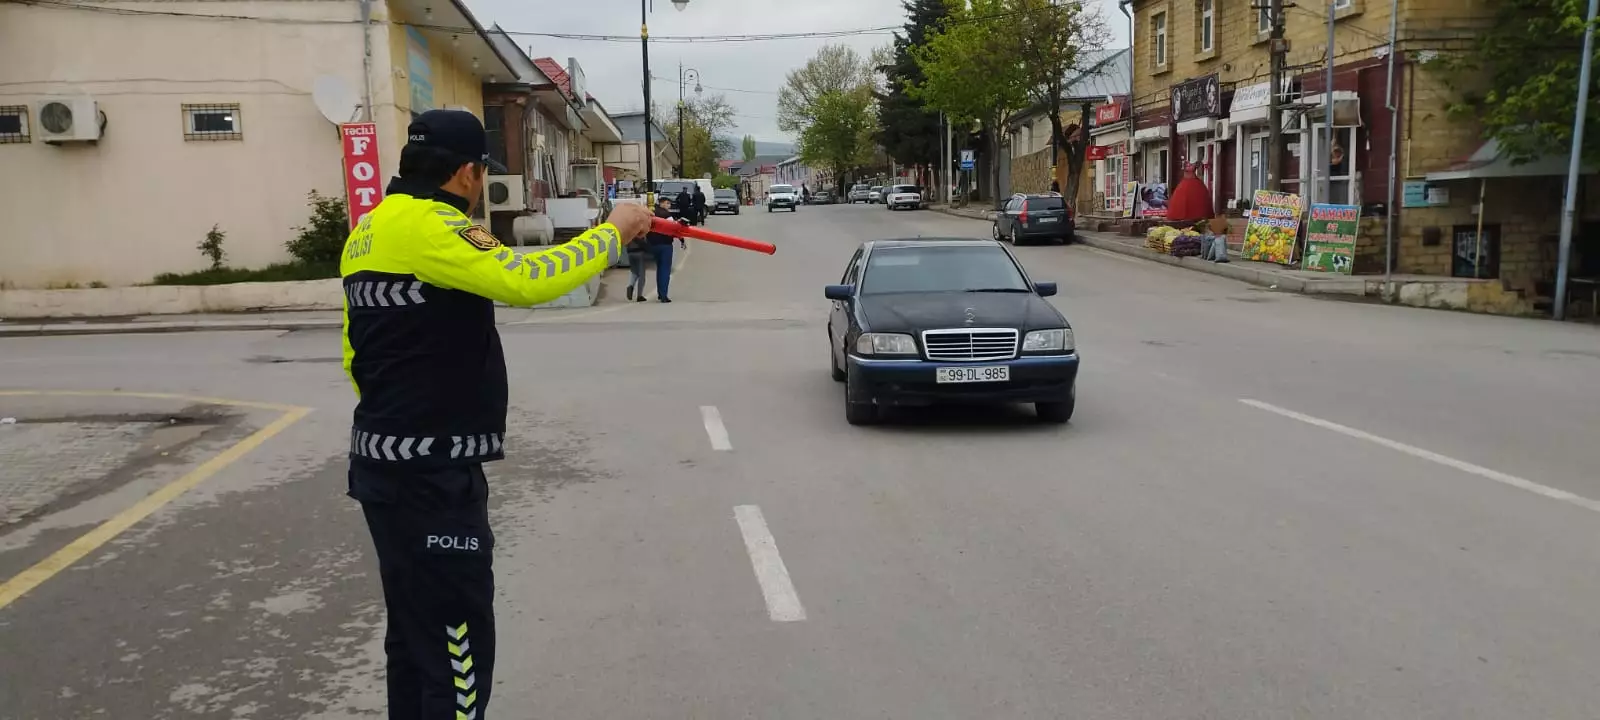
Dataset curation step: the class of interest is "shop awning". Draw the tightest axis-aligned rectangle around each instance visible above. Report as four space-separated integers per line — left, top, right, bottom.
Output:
1426 137 1598 181
1132 125 1169 142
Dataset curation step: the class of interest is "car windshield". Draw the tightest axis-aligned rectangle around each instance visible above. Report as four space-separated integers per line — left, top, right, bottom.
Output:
657 181 693 196
890 185 921 194
851 185 867 191
770 185 795 194
714 189 736 198
860 245 1031 295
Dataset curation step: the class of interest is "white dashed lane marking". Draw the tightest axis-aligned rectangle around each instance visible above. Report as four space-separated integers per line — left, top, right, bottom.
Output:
733 505 806 622
701 405 732 451
1240 398 1600 514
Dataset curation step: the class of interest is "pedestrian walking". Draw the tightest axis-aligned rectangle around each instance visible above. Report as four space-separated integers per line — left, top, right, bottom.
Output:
626 228 649 301
674 186 693 224
649 196 685 303
691 184 707 226
338 109 655 720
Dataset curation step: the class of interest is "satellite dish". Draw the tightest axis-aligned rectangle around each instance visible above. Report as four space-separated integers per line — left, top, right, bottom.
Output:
313 75 361 124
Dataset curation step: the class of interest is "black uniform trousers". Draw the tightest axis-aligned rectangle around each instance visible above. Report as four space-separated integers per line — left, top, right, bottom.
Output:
351 460 497 720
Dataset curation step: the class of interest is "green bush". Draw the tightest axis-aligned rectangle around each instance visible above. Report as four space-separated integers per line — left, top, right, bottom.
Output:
198 224 227 270
284 191 349 266
151 262 337 286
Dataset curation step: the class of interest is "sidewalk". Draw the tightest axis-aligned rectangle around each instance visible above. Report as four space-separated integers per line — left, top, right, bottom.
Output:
930 203 1365 296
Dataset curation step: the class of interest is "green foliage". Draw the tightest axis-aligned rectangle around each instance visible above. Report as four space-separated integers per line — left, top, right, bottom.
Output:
798 89 880 185
879 0 954 166
712 173 741 189
1439 0 1600 166
151 262 338 286
663 94 738 178
742 134 758 161
777 44 882 134
198 224 227 270
285 191 349 266
909 0 1028 124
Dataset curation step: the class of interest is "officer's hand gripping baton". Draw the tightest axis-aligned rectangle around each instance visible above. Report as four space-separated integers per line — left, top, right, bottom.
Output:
648 217 777 255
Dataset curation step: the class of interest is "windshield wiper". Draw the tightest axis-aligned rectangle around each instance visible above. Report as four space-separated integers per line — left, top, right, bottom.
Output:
964 288 1031 293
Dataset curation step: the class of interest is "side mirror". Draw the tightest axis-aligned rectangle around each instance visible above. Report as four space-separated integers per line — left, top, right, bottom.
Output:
1033 281 1058 297
824 284 854 301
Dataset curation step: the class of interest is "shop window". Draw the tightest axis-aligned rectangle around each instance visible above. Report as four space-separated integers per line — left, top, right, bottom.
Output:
0 106 27 143
484 105 507 171
182 103 242 141
1199 0 1215 53
1333 0 1353 8
1452 224 1500 279
1153 12 1168 68
1146 146 1169 185
1245 133 1269 198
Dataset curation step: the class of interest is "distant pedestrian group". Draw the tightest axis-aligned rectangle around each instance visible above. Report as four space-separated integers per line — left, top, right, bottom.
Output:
626 196 686 303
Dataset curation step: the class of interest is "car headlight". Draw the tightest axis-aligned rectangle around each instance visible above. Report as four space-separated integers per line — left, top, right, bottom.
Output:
1022 329 1074 353
856 332 918 355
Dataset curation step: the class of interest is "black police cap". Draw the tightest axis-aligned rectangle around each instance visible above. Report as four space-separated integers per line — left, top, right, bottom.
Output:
406 109 509 174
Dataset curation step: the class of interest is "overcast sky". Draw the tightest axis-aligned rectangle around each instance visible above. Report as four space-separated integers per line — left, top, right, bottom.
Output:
466 0 1130 143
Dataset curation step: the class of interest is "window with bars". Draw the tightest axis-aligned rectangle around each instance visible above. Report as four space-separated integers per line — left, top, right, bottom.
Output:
1258 6 1272 33
1153 11 1168 67
0 106 28 144
1199 0 1215 53
182 103 242 141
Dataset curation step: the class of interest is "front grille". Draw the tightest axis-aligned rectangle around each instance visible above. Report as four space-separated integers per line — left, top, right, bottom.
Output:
921 328 1019 361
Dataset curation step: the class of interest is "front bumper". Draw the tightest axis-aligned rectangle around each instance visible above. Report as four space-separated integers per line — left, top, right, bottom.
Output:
714 202 739 212
769 200 795 208
888 198 923 208
847 354 1079 405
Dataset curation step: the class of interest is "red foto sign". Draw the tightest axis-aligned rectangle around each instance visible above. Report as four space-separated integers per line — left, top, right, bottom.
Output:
1095 102 1123 125
341 122 383 230
1085 145 1109 161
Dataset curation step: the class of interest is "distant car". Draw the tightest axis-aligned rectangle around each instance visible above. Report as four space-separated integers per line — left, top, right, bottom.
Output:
825 238 1079 425
884 184 923 211
712 188 740 215
814 190 835 205
868 186 884 203
848 184 872 203
992 193 1075 245
767 184 800 212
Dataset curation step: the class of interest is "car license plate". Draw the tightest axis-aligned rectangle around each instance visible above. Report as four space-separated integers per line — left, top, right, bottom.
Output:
936 366 1010 383
1038 217 1058 223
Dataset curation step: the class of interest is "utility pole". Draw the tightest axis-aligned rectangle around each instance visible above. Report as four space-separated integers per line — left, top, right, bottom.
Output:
1554 0 1599 320
1266 0 1288 191
1320 0 1335 206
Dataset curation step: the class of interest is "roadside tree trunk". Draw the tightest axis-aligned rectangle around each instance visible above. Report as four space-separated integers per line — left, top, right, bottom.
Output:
1050 101 1093 212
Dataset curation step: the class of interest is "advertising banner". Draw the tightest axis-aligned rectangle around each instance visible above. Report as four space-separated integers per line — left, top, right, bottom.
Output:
340 122 383 230
1122 181 1138 218
1303 203 1360 274
1240 189 1304 265
1137 182 1168 218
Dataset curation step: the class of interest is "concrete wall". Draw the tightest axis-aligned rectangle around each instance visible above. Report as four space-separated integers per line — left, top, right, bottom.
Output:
0 0 374 289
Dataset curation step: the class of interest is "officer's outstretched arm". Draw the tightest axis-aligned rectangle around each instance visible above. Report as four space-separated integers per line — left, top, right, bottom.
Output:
416 224 621 307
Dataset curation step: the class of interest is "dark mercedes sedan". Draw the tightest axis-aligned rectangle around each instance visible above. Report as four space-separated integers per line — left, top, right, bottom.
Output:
825 239 1079 425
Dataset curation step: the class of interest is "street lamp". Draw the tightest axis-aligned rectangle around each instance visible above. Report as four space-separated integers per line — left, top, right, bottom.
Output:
677 64 702 177
641 0 691 202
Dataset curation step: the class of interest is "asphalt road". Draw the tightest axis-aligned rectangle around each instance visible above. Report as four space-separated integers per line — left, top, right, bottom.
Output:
3 202 1600 719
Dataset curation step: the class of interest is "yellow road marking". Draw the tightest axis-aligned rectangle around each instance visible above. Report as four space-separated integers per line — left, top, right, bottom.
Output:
0 390 313 611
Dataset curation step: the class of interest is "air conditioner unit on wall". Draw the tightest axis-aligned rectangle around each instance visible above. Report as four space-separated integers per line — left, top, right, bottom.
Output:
487 175 527 212
38 97 103 143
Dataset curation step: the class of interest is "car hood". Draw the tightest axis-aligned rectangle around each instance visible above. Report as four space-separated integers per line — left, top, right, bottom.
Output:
858 292 1065 333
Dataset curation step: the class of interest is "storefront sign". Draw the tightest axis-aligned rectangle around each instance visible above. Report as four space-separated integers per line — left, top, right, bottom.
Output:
1401 180 1449 208
1303 203 1360 274
1241 189 1305 265
1232 81 1272 113
1095 100 1125 126
1086 145 1108 160
1171 74 1221 123
341 122 383 230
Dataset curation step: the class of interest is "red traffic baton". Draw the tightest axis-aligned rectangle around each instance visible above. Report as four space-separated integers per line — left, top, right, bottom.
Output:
648 217 777 255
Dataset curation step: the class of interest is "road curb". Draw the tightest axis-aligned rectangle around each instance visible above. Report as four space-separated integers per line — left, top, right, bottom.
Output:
0 318 346 337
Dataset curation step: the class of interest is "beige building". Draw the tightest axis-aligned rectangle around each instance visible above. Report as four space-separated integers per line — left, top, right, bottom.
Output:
0 0 511 289
1126 0 1600 313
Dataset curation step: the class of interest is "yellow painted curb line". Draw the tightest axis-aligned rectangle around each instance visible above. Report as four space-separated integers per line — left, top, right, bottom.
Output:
0 390 314 611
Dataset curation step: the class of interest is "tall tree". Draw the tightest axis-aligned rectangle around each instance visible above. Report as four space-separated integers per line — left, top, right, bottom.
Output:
1442 0 1600 166
742 134 758 162
662 94 738 178
777 44 880 134
911 0 1029 207
798 88 880 189
879 0 953 173
1012 0 1110 206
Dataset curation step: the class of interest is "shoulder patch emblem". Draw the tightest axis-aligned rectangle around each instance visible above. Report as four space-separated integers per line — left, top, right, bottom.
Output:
457 225 501 251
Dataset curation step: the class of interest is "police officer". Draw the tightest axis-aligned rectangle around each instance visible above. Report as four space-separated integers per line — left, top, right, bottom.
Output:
340 109 654 720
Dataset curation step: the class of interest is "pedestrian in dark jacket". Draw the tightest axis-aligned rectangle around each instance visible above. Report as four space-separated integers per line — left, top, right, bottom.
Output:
648 197 685 302
691 185 707 225
675 188 693 223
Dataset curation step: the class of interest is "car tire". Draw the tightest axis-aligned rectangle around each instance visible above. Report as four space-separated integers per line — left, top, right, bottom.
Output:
1035 396 1074 423
767 206 772 212
992 223 1001 241
829 333 846 382
1011 227 1023 246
